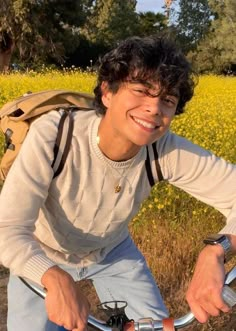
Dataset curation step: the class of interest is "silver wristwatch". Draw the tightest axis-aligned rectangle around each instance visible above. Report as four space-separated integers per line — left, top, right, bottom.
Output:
203 234 233 263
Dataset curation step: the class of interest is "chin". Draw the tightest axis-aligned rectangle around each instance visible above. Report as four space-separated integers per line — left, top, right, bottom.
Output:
132 129 167 146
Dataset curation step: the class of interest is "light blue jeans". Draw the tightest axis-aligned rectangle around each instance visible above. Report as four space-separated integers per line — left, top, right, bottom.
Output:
7 236 168 331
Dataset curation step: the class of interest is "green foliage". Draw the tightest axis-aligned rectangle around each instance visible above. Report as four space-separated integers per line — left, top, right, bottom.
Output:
0 0 236 75
80 0 139 47
190 0 236 73
76 2 168 66
0 0 92 67
137 11 167 36
174 0 212 53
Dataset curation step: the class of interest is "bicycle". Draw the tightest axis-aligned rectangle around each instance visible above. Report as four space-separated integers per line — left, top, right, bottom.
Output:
20 266 236 331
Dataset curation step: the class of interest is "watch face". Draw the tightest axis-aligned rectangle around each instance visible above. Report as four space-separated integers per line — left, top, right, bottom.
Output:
203 234 226 245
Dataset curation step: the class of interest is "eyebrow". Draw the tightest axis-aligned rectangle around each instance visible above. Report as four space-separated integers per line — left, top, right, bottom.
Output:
128 80 179 98
128 79 153 88
165 89 180 98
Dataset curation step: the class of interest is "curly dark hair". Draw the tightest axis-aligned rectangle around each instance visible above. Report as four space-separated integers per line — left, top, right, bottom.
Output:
93 35 196 115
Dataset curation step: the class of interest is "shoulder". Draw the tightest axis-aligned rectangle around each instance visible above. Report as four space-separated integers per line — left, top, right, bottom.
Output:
72 109 99 134
156 130 210 157
30 108 98 143
30 110 62 143
153 130 213 181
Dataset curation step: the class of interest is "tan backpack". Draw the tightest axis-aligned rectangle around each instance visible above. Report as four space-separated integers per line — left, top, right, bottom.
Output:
0 89 94 181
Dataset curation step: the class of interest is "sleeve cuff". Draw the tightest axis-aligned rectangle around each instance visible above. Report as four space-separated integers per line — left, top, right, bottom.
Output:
219 218 236 236
22 254 57 285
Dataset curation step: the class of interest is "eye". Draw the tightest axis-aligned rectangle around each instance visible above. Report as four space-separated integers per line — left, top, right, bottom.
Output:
162 96 178 107
134 88 146 94
131 87 147 96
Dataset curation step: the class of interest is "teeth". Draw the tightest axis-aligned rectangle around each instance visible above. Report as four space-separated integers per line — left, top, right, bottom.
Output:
133 117 156 129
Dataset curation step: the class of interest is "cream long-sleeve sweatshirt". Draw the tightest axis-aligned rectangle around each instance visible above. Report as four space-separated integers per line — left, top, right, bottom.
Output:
0 109 235 285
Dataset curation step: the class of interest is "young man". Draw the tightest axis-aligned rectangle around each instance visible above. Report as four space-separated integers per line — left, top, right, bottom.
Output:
0 35 235 331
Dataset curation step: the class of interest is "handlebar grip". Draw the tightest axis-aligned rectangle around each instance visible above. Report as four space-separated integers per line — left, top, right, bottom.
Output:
222 285 236 307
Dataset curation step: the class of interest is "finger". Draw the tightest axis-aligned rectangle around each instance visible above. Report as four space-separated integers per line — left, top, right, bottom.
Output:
189 303 210 324
204 288 232 313
198 301 221 317
65 324 87 331
187 298 209 323
215 293 231 313
72 327 87 331
186 292 210 323
220 304 231 313
193 291 231 319
62 321 88 331
75 318 88 331
62 318 87 331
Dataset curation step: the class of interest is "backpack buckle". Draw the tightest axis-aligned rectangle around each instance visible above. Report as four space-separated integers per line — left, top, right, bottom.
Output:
4 128 15 151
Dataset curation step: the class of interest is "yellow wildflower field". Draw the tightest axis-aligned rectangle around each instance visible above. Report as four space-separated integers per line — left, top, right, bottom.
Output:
0 72 235 162
172 75 236 163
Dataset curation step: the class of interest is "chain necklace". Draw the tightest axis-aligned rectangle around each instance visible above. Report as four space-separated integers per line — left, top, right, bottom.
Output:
96 136 137 193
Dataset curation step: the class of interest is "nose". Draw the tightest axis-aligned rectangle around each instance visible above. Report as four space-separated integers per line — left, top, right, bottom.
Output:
144 96 162 116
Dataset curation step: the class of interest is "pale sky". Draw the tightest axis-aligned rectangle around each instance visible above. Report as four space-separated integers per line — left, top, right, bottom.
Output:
136 0 165 13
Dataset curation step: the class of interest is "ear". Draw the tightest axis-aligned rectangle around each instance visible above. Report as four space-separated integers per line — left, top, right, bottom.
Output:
101 81 113 108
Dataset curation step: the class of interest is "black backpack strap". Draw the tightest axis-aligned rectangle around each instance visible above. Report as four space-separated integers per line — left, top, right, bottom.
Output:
145 144 164 187
152 143 164 182
51 109 74 178
145 146 155 187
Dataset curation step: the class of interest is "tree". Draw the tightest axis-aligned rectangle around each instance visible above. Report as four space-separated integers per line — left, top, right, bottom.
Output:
81 0 139 47
0 0 93 71
0 0 31 71
0 31 15 72
191 0 236 73
174 0 212 53
137 11 167 36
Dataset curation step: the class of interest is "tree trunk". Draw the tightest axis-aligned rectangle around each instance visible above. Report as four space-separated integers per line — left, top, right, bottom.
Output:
0 35 15 73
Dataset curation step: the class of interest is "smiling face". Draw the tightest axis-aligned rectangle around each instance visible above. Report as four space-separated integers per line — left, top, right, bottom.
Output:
99 80 178 158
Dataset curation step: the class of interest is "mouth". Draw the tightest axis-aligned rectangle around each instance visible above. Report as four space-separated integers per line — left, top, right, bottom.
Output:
131 116 160 131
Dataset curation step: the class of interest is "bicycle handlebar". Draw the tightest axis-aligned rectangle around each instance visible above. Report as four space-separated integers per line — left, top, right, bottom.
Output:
21 266 236 331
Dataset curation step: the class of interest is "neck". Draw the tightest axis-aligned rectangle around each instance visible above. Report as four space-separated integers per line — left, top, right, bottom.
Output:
97 119 141 162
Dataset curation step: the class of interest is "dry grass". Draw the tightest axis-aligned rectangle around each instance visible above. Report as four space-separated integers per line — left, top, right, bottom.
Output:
129 199 236 331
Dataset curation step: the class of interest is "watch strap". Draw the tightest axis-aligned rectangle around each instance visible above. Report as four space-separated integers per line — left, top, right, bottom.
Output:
203 234 232 263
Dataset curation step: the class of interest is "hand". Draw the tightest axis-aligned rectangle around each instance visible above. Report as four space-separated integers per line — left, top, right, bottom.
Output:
41 266 90 331
186 245 231 323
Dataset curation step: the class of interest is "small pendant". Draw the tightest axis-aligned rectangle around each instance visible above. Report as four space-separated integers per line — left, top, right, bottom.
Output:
114 185 121 193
